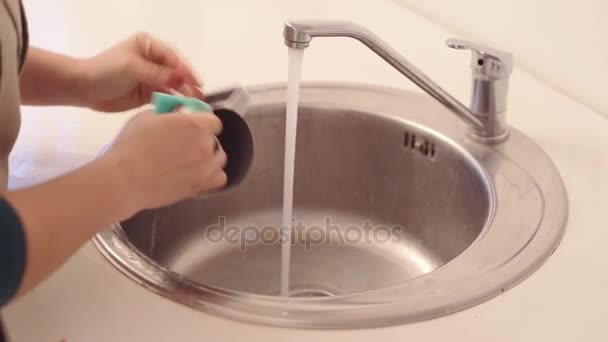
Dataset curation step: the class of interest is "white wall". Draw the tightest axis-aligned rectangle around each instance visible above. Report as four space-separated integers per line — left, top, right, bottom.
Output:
392 0 608 117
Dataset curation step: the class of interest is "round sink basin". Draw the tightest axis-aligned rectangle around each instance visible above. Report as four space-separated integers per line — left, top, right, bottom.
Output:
121 103 491 296
94 83 568 328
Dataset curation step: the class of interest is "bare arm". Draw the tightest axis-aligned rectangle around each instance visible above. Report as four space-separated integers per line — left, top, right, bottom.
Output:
19 47 85 106
5 154 127 295
4 111 226 299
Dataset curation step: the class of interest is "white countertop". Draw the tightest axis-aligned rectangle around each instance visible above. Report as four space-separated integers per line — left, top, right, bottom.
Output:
4 0 608 340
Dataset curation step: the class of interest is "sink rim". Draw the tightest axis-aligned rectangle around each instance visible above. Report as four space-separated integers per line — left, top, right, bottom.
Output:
93 82 568 329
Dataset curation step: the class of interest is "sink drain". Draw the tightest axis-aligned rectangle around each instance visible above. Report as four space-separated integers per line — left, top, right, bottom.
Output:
289 288 335 298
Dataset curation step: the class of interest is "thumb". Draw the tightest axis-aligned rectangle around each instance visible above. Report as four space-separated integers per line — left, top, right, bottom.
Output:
131 58 186 89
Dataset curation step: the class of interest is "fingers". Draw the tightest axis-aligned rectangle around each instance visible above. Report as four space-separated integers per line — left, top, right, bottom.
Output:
151 110 226 193
189 139 227 194
210 170 228 189
135 32 180 68
190 112 223 136
212 148 228 169
130 58 178 89
195 130 227 193
175 62 203 89
177 84 205 99
134 32 203 90
200 170 228 192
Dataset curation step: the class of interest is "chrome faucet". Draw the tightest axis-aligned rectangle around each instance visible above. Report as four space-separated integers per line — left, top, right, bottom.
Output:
283 20 513 143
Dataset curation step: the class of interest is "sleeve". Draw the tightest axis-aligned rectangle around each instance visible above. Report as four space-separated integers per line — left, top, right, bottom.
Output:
0 198 26 306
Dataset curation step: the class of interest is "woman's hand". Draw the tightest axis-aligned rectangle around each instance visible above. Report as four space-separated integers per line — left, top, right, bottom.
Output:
77 33 204 112
103 109 228 216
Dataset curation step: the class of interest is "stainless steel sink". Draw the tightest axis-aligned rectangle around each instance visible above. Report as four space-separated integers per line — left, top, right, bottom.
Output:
94 83 568 328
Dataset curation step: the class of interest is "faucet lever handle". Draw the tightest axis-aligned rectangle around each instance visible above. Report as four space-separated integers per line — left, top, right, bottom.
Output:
446 38 513 79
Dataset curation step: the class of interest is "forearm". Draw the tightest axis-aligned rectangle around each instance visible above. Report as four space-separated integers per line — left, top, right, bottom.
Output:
19 47 85 106
5 154 131 296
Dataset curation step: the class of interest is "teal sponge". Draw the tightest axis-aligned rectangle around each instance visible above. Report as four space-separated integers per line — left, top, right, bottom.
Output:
152 92 213 114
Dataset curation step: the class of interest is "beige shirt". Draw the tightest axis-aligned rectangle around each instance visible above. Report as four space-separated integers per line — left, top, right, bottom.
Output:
0 0 26 191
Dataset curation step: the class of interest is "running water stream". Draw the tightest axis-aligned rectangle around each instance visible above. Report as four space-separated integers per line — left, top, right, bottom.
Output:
280 48 305 297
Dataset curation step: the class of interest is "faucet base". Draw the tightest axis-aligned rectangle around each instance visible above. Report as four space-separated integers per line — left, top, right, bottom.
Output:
468 128 510 144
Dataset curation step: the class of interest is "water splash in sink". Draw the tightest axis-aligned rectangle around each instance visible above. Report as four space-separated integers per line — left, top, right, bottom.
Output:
281 48 305 296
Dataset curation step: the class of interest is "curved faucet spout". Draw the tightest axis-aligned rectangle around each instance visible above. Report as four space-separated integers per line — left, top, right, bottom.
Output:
283 20 513 142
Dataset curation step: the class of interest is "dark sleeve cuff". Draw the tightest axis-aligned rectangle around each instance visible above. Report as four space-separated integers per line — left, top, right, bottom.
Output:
0 198 26 306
